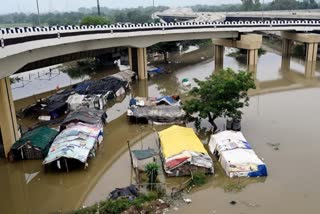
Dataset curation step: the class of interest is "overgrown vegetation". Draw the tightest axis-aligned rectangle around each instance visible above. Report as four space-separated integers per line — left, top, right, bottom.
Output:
73 192 159 214
189 171 207 187
183 68 256 130
145 162 160 184
224 181 246 192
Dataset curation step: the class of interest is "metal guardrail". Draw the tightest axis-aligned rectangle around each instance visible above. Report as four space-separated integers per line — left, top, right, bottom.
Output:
0 20 320 47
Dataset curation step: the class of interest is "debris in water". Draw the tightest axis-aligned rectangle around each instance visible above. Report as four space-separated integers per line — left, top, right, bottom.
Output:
173 207 179 211
267 142 280 151
230 200 237 205
183 198 192 204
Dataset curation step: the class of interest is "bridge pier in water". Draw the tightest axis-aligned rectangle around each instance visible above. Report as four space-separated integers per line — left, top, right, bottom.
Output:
128 47 148 80
281 32 320 78
212 34 262 72
0 77 20 158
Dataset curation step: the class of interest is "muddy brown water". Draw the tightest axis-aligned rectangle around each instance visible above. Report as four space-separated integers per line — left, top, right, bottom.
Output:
1 45 320 214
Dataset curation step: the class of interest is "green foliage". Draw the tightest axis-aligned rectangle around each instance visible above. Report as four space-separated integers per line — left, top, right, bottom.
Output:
189 171 207 186
73 193 158 214
223 182 246 192
241 0 261 11
80 15 112 26
292 44 305 57
183 68 256 129
145 162 160 184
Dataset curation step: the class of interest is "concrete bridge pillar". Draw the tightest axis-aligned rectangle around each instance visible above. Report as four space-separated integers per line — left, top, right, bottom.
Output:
0 77 20 158
214 45 224 71
282 39 292 56
129 47 148 80
305 42 318 62
212 34 262 72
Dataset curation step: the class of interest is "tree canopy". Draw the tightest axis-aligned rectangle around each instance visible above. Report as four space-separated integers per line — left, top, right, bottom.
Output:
183 68 256 130
80 15 112 26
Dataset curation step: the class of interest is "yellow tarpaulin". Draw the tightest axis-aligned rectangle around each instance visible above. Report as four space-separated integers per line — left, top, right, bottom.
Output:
158 125 208 159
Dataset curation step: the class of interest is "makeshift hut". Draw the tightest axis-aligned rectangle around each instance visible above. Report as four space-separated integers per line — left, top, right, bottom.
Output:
9 126 58 161
43 122 103 171
127 105 186 124
208 131 268 178
131 149 156 171
158 125 214 177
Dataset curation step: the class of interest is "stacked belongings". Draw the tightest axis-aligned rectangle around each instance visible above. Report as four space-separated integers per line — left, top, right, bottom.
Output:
43 107 106 171
208 131 268 178
127 95 185 124
158 125 214 177
8 126 58 161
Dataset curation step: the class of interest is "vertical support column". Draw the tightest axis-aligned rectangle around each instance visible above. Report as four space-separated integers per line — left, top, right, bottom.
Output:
281 55 291 73
129 47 148 80
282 38 292 57
128 47 133 71
137 47 148 80
214 45 224 71
0 77 19 158
305 42 318 62
247 49 258 72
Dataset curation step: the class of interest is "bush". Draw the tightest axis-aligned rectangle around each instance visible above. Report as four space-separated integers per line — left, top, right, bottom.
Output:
189 171 207 186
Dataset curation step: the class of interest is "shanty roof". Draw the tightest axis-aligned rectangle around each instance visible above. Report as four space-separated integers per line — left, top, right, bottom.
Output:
158 125 207 159
11 126 58 155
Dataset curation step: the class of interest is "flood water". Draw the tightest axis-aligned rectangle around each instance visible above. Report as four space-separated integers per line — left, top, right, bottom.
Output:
1 44 320 214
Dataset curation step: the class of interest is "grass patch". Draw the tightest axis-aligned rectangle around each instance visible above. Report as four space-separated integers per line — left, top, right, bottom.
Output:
189 171 207 187
73 192 158 214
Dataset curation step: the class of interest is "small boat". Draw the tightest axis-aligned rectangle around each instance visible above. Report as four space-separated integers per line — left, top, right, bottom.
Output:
208 131 268 178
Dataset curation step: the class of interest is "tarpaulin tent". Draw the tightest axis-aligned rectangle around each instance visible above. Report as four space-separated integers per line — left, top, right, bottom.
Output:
209 131 268 178
9 126 58 161
158 125 213 176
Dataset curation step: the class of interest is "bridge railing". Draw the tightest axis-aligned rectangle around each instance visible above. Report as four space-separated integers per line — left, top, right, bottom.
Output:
1 20 320 47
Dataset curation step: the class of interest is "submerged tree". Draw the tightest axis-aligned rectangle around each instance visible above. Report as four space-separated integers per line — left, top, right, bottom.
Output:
183 68 256 130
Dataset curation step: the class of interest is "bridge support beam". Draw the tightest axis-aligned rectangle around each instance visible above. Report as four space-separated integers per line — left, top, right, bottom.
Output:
0 77 19 158
129 47 148 80
282 39 292 57
214 45 224 71
212 34 262 71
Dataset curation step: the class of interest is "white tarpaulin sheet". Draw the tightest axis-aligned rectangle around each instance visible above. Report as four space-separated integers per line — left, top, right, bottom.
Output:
209 131 267 178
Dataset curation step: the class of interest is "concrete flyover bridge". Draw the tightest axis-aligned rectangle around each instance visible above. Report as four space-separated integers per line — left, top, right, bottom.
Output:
0 20 320 157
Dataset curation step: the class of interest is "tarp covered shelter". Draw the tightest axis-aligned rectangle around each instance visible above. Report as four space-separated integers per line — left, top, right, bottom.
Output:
9 126 58 161
131 149 155 171
43 122 103 171
209 131 268 178
128 106 185 124
61 107 107 128
158 125 213 176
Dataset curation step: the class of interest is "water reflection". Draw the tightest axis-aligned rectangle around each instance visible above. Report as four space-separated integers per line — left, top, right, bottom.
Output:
1 45 320 214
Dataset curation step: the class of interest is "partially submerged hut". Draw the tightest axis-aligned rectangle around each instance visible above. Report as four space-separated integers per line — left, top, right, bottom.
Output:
9 126 58 161
43 108 106 171
127 96 184 124
131 148 156 171
158 125 214 177
208 131 268 178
